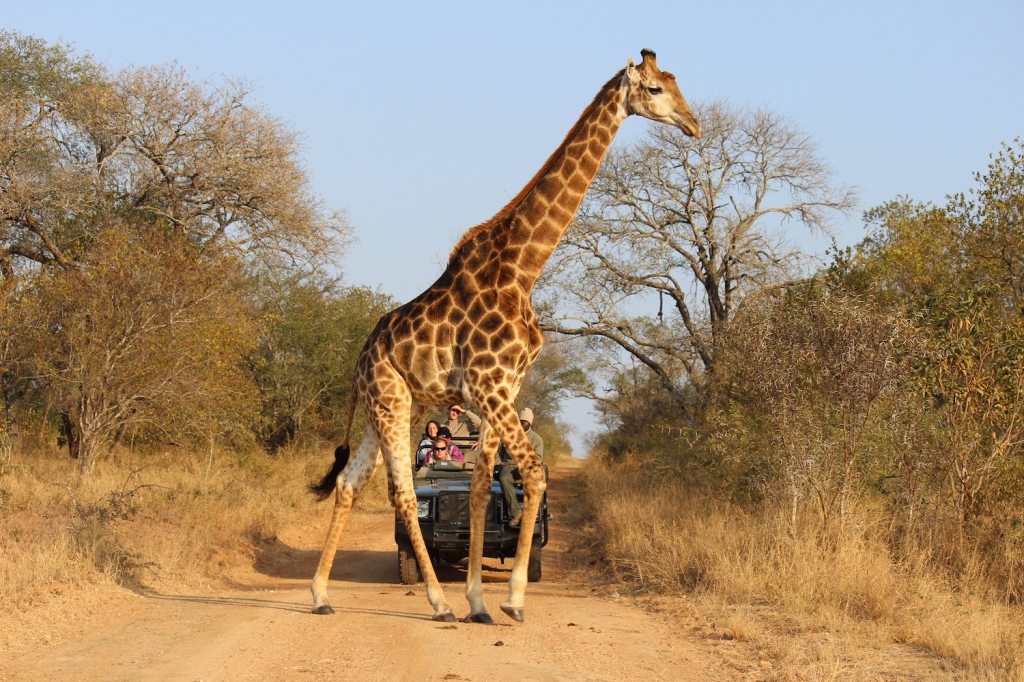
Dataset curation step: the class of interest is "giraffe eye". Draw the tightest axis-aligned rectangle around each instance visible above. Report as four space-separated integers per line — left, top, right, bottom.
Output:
647 86 663 95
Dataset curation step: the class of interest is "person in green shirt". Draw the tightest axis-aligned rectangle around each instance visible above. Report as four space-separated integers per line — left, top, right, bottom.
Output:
498 407 544 527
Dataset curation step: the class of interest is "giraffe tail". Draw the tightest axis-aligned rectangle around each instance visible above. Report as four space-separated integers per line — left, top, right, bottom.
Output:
308 369 361 501
308 444 351 501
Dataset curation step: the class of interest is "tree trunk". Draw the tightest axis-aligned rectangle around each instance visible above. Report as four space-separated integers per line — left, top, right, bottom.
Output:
60 411 81 460
76 427 99 478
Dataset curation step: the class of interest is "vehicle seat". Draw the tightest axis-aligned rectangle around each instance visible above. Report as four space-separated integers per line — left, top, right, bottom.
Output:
452 434 478 471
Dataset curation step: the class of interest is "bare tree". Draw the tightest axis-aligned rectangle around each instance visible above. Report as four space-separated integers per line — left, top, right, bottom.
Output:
540 102 855 411
0 32 346 278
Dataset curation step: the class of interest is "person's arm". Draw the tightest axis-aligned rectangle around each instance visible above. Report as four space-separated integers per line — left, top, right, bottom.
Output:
532 431 545 461
451 444 465 463
464 409 482 431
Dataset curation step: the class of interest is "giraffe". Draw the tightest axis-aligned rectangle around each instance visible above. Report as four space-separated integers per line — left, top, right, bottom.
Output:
309 49 700 623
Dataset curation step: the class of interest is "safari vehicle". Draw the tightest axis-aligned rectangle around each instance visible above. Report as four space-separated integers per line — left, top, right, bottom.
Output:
393 453 549 585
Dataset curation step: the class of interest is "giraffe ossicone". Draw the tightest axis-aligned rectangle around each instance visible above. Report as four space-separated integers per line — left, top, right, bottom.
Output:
309 48 700 622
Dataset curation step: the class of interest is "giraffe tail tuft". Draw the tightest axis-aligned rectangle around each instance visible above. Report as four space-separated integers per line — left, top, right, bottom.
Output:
308 444 350 501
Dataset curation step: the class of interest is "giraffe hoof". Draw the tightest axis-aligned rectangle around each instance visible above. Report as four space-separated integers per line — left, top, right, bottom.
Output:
500 604 525 622
464 612 494 624
432 611 457 622
311 604 335 615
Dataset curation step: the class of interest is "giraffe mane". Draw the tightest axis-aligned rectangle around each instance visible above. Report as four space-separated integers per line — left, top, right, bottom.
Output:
447 69 626 265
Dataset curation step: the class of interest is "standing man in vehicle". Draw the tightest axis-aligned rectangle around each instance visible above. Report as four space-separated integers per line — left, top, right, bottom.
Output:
499 408 544 527
443 404 481 448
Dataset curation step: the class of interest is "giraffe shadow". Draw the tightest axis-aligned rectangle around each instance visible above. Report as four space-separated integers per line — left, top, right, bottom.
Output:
131 589 435 621
252 538 398 584
251 537 516 585
131 590 313 613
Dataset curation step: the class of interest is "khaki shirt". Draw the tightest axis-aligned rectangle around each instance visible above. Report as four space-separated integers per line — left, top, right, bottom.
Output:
443 409 481 441
499 427 545 463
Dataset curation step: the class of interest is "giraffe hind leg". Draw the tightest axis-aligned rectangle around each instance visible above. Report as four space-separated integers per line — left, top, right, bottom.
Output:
387 402 426 508
310 429 380 614
379 426 456 621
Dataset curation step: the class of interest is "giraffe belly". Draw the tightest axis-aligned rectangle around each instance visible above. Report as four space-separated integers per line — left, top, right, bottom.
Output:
403 356 465 407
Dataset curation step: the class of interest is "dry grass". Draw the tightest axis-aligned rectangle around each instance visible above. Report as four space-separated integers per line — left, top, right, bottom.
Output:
0 441 370 608
579 463 1024 679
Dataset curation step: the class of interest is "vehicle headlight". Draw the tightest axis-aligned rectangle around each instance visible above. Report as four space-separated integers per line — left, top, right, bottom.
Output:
417 499 431 519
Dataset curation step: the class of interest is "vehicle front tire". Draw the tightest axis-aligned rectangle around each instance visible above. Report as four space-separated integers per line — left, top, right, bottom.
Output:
398 546 420 585
527 545 542 582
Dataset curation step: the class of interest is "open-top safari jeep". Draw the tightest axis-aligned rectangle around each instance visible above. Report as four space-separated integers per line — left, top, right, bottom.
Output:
393 440 549 585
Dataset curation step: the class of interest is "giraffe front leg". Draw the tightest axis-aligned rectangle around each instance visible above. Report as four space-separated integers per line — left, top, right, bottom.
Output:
501 462 546 622
465 423 498 623
473 397 545 623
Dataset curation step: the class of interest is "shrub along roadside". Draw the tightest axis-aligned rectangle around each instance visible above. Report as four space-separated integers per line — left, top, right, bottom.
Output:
575 459 1024 677
0 442 385 612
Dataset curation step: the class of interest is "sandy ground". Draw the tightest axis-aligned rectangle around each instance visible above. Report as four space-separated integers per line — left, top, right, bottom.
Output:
0 468 755 681
1 465 951 681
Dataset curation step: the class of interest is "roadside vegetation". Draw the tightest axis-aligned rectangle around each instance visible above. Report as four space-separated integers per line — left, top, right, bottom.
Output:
550 105 1024 677
1 445 315 604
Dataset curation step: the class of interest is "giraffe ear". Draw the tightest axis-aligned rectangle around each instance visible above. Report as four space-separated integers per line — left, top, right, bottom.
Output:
625 57 640 84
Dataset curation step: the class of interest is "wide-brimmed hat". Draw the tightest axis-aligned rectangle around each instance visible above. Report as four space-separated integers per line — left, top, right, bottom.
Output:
518 408 534 424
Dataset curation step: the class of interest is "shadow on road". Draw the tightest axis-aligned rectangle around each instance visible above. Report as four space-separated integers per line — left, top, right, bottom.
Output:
251 533 521 585
252 540 399 584
132 589 435 621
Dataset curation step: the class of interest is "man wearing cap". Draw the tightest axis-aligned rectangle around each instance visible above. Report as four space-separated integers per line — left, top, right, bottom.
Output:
442 403 481 444
498 407 545 528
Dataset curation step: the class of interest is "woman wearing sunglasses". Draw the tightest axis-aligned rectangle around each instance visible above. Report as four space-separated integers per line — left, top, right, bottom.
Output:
426 435 464 465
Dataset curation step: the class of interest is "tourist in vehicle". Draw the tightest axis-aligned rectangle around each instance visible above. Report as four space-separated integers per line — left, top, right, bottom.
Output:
436 427 464 461
499 408 544 527
415 419 440 469
426 435 464 465
442 404 481 448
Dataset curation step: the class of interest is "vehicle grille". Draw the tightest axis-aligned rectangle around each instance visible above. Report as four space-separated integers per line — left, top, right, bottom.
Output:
437 493 470 523
437 493 496 523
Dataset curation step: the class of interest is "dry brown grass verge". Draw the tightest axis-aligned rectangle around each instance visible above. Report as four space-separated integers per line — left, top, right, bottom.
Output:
575 462 1024 680
0 442 391 613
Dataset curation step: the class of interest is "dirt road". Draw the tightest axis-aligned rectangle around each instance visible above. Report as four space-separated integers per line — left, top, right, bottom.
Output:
1 470 744 681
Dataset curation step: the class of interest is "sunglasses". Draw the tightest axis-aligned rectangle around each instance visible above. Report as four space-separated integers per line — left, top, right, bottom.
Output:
436 445 448 450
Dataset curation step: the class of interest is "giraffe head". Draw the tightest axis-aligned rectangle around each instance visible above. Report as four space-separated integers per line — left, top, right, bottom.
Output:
623 49 701 138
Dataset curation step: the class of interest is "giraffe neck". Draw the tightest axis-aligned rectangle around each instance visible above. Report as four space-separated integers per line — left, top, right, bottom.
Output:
504 76 628 289
447 72 629 292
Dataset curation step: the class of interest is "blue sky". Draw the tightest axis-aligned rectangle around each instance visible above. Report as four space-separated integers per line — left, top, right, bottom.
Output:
5 1 1022 454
